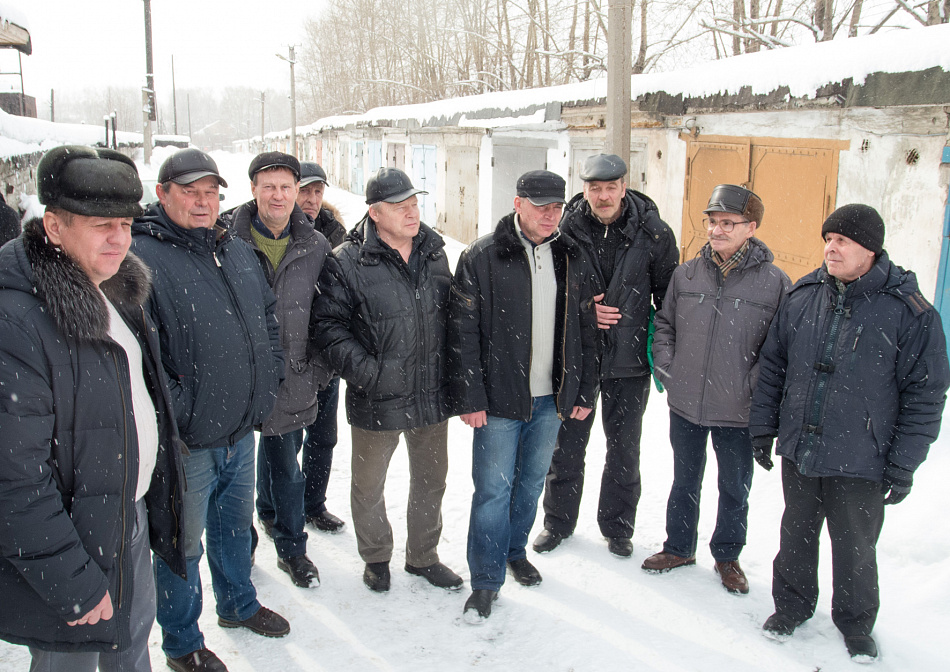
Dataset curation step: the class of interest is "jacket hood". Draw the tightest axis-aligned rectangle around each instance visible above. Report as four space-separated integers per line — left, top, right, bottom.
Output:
698 236 775 269
345 215 445 264
563 188 664 242
321 202 343 226
0 217 151 342
134 202 232 250
229 199 317 245
493 211 582 260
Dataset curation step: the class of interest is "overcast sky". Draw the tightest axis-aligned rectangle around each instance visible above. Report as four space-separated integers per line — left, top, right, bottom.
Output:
2 0 321 104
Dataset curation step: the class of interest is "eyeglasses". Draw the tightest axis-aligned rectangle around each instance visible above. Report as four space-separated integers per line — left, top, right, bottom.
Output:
704 217 750 232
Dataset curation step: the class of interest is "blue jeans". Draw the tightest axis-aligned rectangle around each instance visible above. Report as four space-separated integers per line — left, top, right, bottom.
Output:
303 377 339 516
256 429 308 558
468 396 562 591
663 411 754 562
154 433 260 659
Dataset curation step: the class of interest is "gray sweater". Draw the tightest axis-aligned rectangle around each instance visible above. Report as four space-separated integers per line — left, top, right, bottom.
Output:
652 238 790 427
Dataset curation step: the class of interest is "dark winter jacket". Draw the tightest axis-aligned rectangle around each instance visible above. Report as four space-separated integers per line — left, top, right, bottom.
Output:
447 213 599 421
230 201 334 436
560 189 679 379
653 239 790 427
314 203 346 248
0 218 185 652
132 204 284 450
749 253 949 481
311 217 450 431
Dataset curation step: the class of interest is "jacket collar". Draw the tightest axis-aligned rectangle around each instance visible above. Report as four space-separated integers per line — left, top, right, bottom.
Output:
230 200 315 245
494 212 582 259
349 214 445 265
22 217 151 343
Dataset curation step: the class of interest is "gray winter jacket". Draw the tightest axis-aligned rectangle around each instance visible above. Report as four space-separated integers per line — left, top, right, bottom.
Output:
653 238 790 427
230 201 334 436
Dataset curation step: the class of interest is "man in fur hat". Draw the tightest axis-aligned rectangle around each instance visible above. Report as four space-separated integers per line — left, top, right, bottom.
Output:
0 145 185 671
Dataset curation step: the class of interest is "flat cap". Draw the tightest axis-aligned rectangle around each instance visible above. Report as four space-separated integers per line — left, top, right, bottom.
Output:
158 148 228 187
516 170 566 206
579 153 627 182
38 145 144 218
248 152 300 181
300 162 328 187
365 167 426 205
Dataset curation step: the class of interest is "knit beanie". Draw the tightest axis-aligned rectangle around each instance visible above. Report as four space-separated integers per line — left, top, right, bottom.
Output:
820 204 885 255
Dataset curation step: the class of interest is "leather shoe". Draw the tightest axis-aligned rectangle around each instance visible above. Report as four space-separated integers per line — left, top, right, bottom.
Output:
258 517 275 540
218 606 289 638
277 554 320 588
405 562 463 590
463 589 499 623
507 558 542 586
762 612 802 640
307 510 345 533
845 635 878 661
715 560 749 594
166 648 228 672
641 551 696 573
363 561 391 592
607 538 633 557
532 529 566 553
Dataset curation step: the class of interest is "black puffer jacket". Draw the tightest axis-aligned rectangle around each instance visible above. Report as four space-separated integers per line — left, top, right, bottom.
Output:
230 202 334 436
560 189 679 379
0 218 185 652
132 204 283 449
447 213 599 420
311 217 450 431
750 253 949 481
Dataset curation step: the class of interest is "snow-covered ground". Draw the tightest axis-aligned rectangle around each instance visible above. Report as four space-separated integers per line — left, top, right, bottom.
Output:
2 153 948 671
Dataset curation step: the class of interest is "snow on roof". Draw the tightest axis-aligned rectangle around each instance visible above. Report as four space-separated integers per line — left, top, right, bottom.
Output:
298 24 950 135
0 2 30 33
0 107 142 159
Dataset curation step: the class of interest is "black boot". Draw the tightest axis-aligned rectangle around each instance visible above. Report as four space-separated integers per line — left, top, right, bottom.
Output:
363 561 391 592
463 590 498 624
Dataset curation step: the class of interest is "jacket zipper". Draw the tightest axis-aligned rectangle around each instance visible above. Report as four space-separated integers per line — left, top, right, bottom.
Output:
801 286 848 473
556 255 570 420
109 347 133 651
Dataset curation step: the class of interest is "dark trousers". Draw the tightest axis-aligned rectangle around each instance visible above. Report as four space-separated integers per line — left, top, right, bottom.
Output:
773 458 885 637
303 377 340 516
256 429 307 559
542 374 650 539
663 411 753 561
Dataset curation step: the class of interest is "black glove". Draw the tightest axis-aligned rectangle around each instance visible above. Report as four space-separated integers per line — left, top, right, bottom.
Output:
881 463 913 505
751 436 774 471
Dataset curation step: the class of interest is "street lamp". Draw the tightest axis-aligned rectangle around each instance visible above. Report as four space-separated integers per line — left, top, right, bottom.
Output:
275 46 297 158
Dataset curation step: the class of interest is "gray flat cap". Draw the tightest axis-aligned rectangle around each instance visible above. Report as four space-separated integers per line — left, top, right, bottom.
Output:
579 153 628 182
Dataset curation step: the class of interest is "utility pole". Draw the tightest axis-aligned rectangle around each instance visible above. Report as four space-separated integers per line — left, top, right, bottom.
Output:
276 46 297 158
172 55 178 135
187 94 192 140
50 89 54 122
142 0 156 164
606 0 632 164
260 91 266 152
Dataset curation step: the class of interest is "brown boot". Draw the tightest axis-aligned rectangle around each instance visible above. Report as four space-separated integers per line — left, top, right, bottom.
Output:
715 560 749 594
641 551 696 573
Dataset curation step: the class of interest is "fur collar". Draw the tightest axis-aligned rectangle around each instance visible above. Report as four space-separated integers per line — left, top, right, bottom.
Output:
22 217 151 342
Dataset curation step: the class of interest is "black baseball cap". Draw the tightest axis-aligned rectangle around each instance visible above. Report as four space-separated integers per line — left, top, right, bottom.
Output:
38 145 144 218
365 168 426 205
248 152 300 181
579 154 627 182
300 162 328 187
516 170 566 206
158 148 228 187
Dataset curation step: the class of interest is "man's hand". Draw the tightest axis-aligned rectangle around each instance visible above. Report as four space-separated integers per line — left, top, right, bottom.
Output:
460 411 488 428
881 464 913 505
751 436 774 471
593 293 621 330
67 591 114 627
570 406 592 421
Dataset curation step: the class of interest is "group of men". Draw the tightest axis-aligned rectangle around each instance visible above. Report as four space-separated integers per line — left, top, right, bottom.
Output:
0 143 945 671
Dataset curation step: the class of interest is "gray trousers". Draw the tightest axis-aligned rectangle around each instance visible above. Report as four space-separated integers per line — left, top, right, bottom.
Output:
30 498 155 672
350 421 449 566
